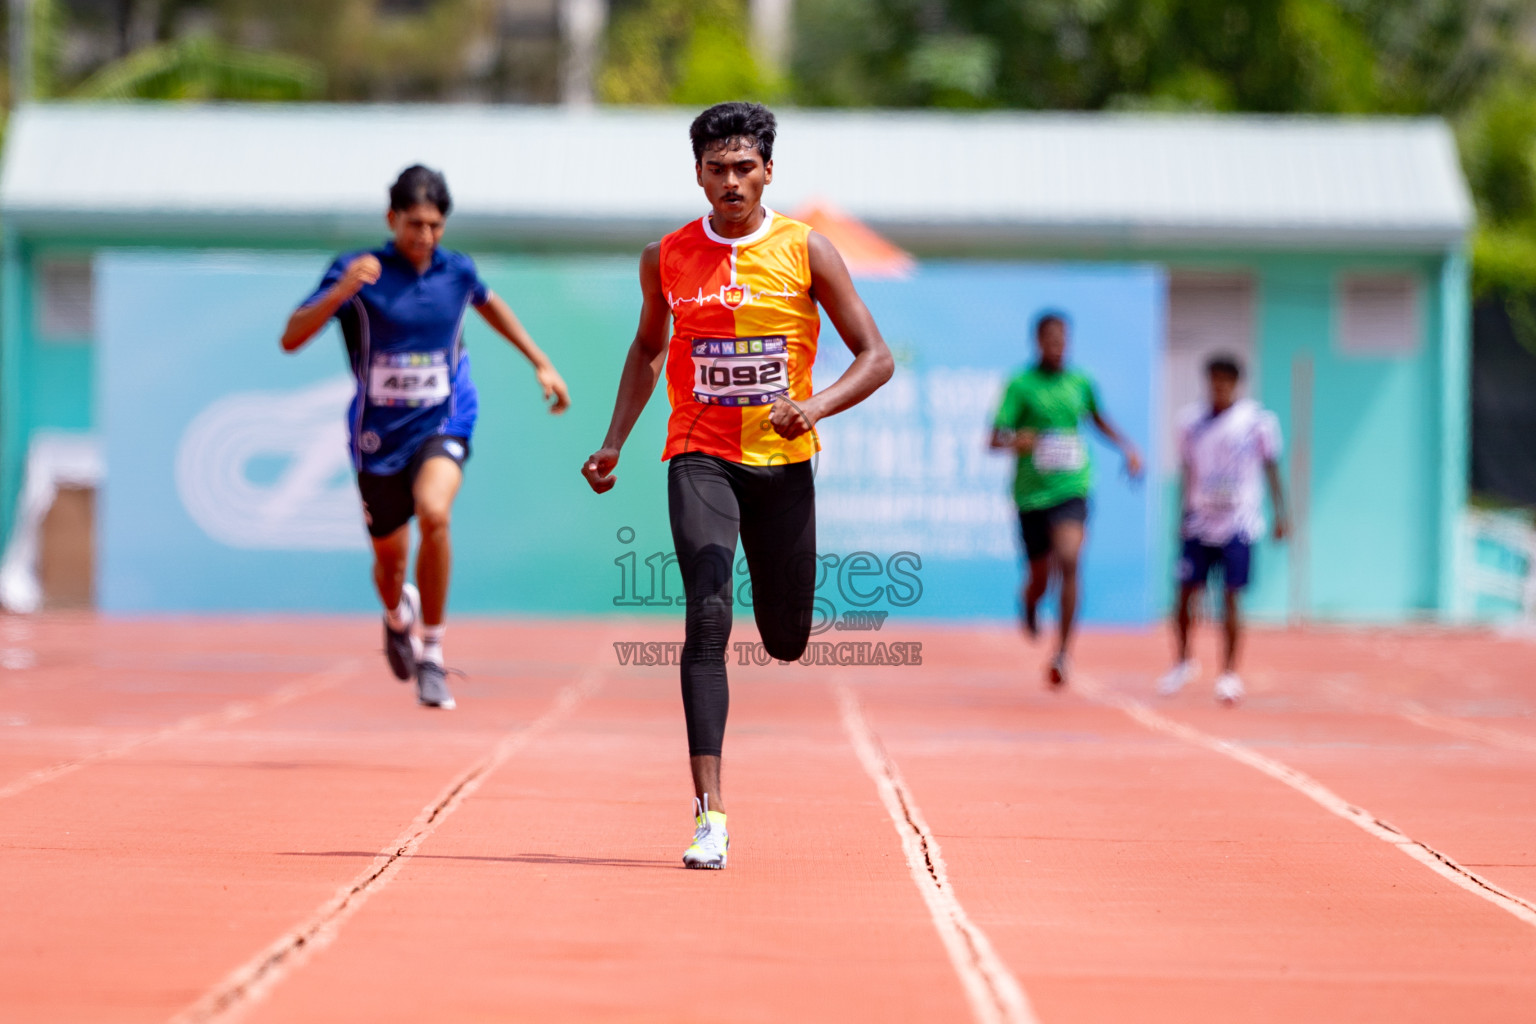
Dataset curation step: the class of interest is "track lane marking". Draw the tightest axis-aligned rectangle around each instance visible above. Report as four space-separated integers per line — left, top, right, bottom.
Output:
1320 676 1536 756
169 669 603 1024
1398 703 1536 755
1078 678 1536 931
836 684 1037 1024
0 660 358 801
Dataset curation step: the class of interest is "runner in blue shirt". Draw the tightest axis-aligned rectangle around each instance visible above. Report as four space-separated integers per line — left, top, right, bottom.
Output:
281 165 570 709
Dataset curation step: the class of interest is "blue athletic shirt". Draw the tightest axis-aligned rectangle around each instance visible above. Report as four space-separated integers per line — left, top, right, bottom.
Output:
306 242 488 475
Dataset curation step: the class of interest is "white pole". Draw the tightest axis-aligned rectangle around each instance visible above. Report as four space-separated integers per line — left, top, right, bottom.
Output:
1288 353 1312 624
749 0 791 74
9 0 31 106
559 0 606 107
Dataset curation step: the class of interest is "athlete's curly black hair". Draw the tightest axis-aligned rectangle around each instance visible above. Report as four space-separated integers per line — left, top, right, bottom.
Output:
389 165 452 215
689 102 777 164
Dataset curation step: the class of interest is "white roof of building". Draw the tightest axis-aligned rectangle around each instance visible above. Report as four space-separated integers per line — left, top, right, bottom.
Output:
0 103 1473 251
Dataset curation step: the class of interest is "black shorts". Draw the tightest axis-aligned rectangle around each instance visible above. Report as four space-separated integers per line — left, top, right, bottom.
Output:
1018 496 1088 562
357 435 470 539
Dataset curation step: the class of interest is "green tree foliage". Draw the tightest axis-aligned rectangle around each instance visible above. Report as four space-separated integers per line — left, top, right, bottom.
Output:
71 36 321 100
792 0 1528 113
789 0 1536 305
5 0 528 103
599 0 781 105
1458 72 1536 351
194 0 500 101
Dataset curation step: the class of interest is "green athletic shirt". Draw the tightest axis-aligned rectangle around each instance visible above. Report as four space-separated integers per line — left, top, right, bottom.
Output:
992 365 1100 511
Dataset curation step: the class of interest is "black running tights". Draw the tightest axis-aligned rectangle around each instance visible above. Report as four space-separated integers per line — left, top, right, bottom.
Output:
667 452 817 758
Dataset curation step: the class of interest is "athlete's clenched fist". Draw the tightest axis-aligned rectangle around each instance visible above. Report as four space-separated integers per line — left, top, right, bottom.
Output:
768 396 819 440
338 254 382 298
582 447 621 493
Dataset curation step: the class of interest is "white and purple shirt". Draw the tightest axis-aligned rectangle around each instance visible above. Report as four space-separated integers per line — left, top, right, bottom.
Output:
1177 398 1282 545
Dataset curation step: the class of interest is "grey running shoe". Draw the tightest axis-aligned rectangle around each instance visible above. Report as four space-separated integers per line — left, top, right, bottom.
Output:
416 661 456 710
384 583 421 682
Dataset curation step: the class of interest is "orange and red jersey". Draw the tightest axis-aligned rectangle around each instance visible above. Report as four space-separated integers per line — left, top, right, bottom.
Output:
659 210 820 466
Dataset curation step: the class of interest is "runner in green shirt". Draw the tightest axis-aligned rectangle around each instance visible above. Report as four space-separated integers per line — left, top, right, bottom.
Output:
990 312 1142 687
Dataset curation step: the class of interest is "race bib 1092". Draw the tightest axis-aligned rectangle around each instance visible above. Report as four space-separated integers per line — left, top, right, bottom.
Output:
690 336 790 407
369 351 451 408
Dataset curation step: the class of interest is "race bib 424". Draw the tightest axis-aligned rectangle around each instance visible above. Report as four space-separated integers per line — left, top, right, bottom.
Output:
690 336 789 407
369 351 450 408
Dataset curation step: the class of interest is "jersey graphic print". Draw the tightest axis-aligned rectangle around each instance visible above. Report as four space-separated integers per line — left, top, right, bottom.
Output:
660 210 820 465
1178 398 1282 544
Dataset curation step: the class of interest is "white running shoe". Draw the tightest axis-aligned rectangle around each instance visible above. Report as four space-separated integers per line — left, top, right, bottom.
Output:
1214 672 1245 705
682 795 729 870
1157 660 1198 697
1046 652 1070 689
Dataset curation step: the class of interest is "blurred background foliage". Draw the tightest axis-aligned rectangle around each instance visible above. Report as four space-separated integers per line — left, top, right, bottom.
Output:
4 0 1536 315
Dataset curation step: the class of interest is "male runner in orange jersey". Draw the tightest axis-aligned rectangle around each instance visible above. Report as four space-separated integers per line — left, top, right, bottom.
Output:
582 102 894 869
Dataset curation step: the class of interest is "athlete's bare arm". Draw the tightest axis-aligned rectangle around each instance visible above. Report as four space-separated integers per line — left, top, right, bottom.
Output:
280 255 380 352
989 427 1038 454
1264 459 1289 539
582 243 670 493
474 293 571 413
770 231 895 441
1089 409 1144 478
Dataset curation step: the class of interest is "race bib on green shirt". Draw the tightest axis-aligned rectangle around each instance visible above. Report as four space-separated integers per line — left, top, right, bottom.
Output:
1034 430 1085 473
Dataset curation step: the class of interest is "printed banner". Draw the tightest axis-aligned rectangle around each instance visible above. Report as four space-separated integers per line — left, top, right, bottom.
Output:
98 253 1160 622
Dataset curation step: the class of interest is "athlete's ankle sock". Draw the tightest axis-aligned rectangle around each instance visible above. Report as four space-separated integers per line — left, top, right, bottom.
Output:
421 625 445 666
385 600 411 632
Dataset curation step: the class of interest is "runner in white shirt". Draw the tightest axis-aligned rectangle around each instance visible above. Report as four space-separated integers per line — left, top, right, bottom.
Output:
1158 355 1287 704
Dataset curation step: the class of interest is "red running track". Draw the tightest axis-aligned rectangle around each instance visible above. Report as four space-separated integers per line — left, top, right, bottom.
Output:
0 614 1533 1022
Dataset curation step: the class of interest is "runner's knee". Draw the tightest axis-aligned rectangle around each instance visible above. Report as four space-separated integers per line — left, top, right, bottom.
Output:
416 501 452 538
372 530 409 569
683 593 732 661
759 610 810 662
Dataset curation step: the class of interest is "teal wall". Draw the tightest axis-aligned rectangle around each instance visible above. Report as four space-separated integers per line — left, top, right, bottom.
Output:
0 237 23 547
0 237 97 544
1253 254 1446 619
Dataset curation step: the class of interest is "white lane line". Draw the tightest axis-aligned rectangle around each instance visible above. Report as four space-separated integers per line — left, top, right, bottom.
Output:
0 661 358 801
1321 676 1536 756
1399 703 1536 755
169 669 603 1024
1078 679 1536 931
836 684 1037 1024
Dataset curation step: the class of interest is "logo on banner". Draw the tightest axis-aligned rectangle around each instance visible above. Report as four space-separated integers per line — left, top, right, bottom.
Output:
175 376 364 551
